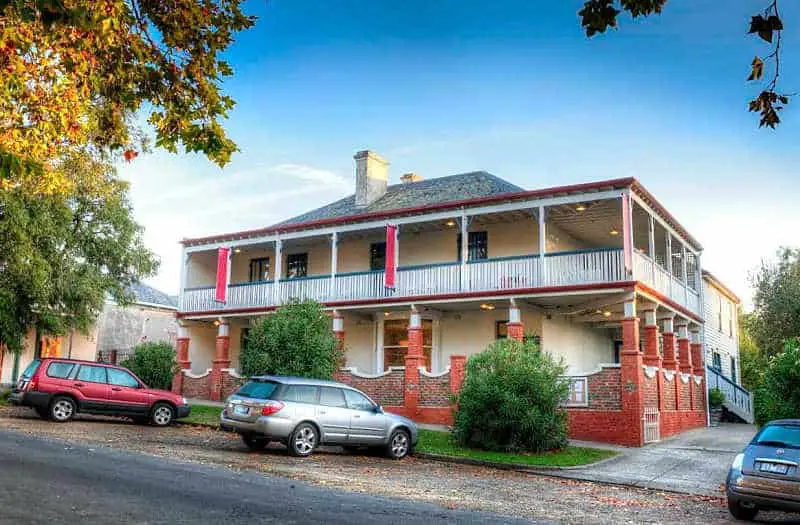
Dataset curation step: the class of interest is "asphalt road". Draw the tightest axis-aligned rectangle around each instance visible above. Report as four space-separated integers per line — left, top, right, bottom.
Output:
0 429 539 525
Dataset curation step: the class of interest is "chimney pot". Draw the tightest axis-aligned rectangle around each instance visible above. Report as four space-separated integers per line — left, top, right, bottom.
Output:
354 150 389 208
400 172 423 184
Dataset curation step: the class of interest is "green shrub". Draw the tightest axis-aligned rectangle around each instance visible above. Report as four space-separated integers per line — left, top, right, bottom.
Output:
0 389 10 405
453 338 570 453
121 341 178 390
240 299 342 379
754 338 800 426
708 388 726 409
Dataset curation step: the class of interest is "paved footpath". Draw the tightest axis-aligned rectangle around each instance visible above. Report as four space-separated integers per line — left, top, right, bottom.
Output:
553 424 757 496
0 407 794 524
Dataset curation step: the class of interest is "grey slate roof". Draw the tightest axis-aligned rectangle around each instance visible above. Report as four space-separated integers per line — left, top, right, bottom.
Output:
277 171 523 226
127 282 177 309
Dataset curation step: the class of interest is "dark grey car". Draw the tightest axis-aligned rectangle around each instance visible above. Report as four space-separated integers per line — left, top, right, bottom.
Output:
219 375 418 459
726 419 800 521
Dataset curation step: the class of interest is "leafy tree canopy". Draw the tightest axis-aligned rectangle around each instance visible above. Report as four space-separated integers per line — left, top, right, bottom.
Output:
754 338 800 426
0 152 158 353
0 0 255 193
240 299 343 379
579 0 789 128
749 247 800 358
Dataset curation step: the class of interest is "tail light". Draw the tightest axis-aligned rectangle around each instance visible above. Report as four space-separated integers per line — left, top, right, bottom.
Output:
26 377 38 392
261 401 284 417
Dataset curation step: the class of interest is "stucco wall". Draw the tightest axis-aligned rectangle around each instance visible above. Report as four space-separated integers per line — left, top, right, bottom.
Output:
96 303 177 354
343 314 375 372
188 324 217 374
541 316 615 375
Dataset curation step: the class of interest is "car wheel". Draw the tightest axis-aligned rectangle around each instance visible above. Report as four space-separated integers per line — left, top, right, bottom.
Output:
49 396 76 422
289 423 318 457
386 429 411 460
242 434 269 451
727 499 758 521
150 403 175 427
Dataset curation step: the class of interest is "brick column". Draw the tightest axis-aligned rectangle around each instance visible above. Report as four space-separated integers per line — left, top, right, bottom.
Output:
404 308 424 418
506 300 524 342
172 324 191 394
620 299 645 447
210 320 231 401
660 315 678 370
677 321 692 374
449 354 466 396
642 308 660 367
690 325 704 412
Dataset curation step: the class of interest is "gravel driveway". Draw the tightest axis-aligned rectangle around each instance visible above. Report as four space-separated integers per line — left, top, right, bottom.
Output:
0 406 792 524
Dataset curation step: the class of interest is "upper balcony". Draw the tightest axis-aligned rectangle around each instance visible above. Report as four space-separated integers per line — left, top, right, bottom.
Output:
178 179 703 319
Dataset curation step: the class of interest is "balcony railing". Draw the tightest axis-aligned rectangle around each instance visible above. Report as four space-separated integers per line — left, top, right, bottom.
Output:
181 248 627 312
632 251 701 315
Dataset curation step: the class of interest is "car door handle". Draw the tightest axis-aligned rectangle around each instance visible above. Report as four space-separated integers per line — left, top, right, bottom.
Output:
353 414 361 419
73 383 85 388
318 410 326 415
111 387 122 392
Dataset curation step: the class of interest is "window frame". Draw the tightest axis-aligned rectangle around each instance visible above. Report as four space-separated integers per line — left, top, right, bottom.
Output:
280 384 319 404
76 364 109 384
248 257 271 283
107 368 141 388
369 242 386 271
319 386 348 408
457 231 488 262
712 351 722 371
45 362 76 380
343 389 375 411
730 357 737 383
286 253 308 279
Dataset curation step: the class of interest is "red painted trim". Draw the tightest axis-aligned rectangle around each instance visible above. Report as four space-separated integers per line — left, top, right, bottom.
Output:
635 283 704 324
181 177 636 246
177 281 637 317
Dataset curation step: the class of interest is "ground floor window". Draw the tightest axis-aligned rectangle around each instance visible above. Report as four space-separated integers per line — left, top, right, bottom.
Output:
383 318 432 370
730 356 737 383
712 351 722 371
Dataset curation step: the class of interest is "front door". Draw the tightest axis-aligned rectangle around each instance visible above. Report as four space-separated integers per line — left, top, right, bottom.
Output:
316 387 350 443
343 389 388 445
107 368 150 415
74 364 111 411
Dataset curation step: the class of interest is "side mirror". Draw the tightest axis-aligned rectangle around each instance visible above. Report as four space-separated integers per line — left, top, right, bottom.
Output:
374 405 383 413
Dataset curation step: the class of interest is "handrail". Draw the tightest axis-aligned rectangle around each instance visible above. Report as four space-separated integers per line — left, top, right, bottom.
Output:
707 365 753 423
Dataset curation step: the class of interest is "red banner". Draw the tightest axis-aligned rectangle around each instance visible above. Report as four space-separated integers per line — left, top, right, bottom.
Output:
215 247 230 303
385 224 397 290
621 194 633 275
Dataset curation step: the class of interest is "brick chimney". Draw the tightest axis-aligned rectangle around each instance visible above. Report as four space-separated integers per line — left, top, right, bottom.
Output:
400 172 423 184
354 150 389 208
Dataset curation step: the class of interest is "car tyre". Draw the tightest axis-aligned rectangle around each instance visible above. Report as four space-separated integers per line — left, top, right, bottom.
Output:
727 499 758 521
385 429 411 460
242 434 269 451
150 402 175 427
289 423 318 457
49 396 76 423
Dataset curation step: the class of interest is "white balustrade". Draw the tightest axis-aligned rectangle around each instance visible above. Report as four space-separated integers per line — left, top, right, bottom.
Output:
632 251 701 316
279 276 331 303
547 249 624 286
333 271 386 302
396 264 461 296
465 256 540 292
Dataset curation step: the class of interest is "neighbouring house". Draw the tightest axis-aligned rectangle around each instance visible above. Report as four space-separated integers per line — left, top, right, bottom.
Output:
0 282 177 386
702 271 752 423
174 149 714 447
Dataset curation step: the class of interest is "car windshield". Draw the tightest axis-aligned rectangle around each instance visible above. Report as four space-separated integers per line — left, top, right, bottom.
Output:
21 359 41 379
236 380 278 400
754 424 800 449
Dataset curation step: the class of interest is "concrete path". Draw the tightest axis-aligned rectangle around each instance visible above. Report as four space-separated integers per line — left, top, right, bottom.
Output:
552 423 757 497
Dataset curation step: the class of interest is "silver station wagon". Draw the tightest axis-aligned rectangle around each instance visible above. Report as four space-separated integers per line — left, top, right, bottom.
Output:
220 375 419 459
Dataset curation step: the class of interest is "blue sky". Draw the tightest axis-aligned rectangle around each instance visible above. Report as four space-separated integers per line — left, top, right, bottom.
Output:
119 0 800 306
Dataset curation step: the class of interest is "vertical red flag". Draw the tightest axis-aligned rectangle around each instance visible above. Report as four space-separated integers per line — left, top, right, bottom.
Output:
621 194 633 275
215 247 230 303
385 224 397 290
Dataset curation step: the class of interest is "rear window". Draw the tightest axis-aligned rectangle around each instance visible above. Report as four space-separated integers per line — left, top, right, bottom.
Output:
46 362 75 379
236 380 279 400
754 424 800 449
280 385 319 404
21 360 40 379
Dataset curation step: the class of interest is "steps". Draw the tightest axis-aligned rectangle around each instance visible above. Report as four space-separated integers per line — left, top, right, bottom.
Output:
707 366 754 424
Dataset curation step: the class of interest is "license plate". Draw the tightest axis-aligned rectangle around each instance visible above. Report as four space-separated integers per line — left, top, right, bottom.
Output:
233 405 250 416
759 462 789 475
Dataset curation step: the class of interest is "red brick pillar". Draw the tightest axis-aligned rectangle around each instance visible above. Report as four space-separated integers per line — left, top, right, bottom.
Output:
449 354 466 396
660 316 678 371
506 300 524 342
172 324 191 394
404 308 424 418
690 326 704 412
642 307 664 414
677 322 692 374
620 300 645 447
210 320 231 401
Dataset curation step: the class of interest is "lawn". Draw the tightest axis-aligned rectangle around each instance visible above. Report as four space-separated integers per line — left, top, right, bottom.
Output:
416 429 617 468
184 404 223 426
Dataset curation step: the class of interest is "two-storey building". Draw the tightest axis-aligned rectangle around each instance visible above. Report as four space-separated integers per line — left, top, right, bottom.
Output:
174 150 711 446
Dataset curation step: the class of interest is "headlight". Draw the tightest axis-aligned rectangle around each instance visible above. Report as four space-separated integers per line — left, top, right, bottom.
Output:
181 397 187 405
731 453 745 471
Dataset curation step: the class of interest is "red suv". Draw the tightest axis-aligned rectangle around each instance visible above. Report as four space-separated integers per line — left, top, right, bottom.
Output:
10 358 190 426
